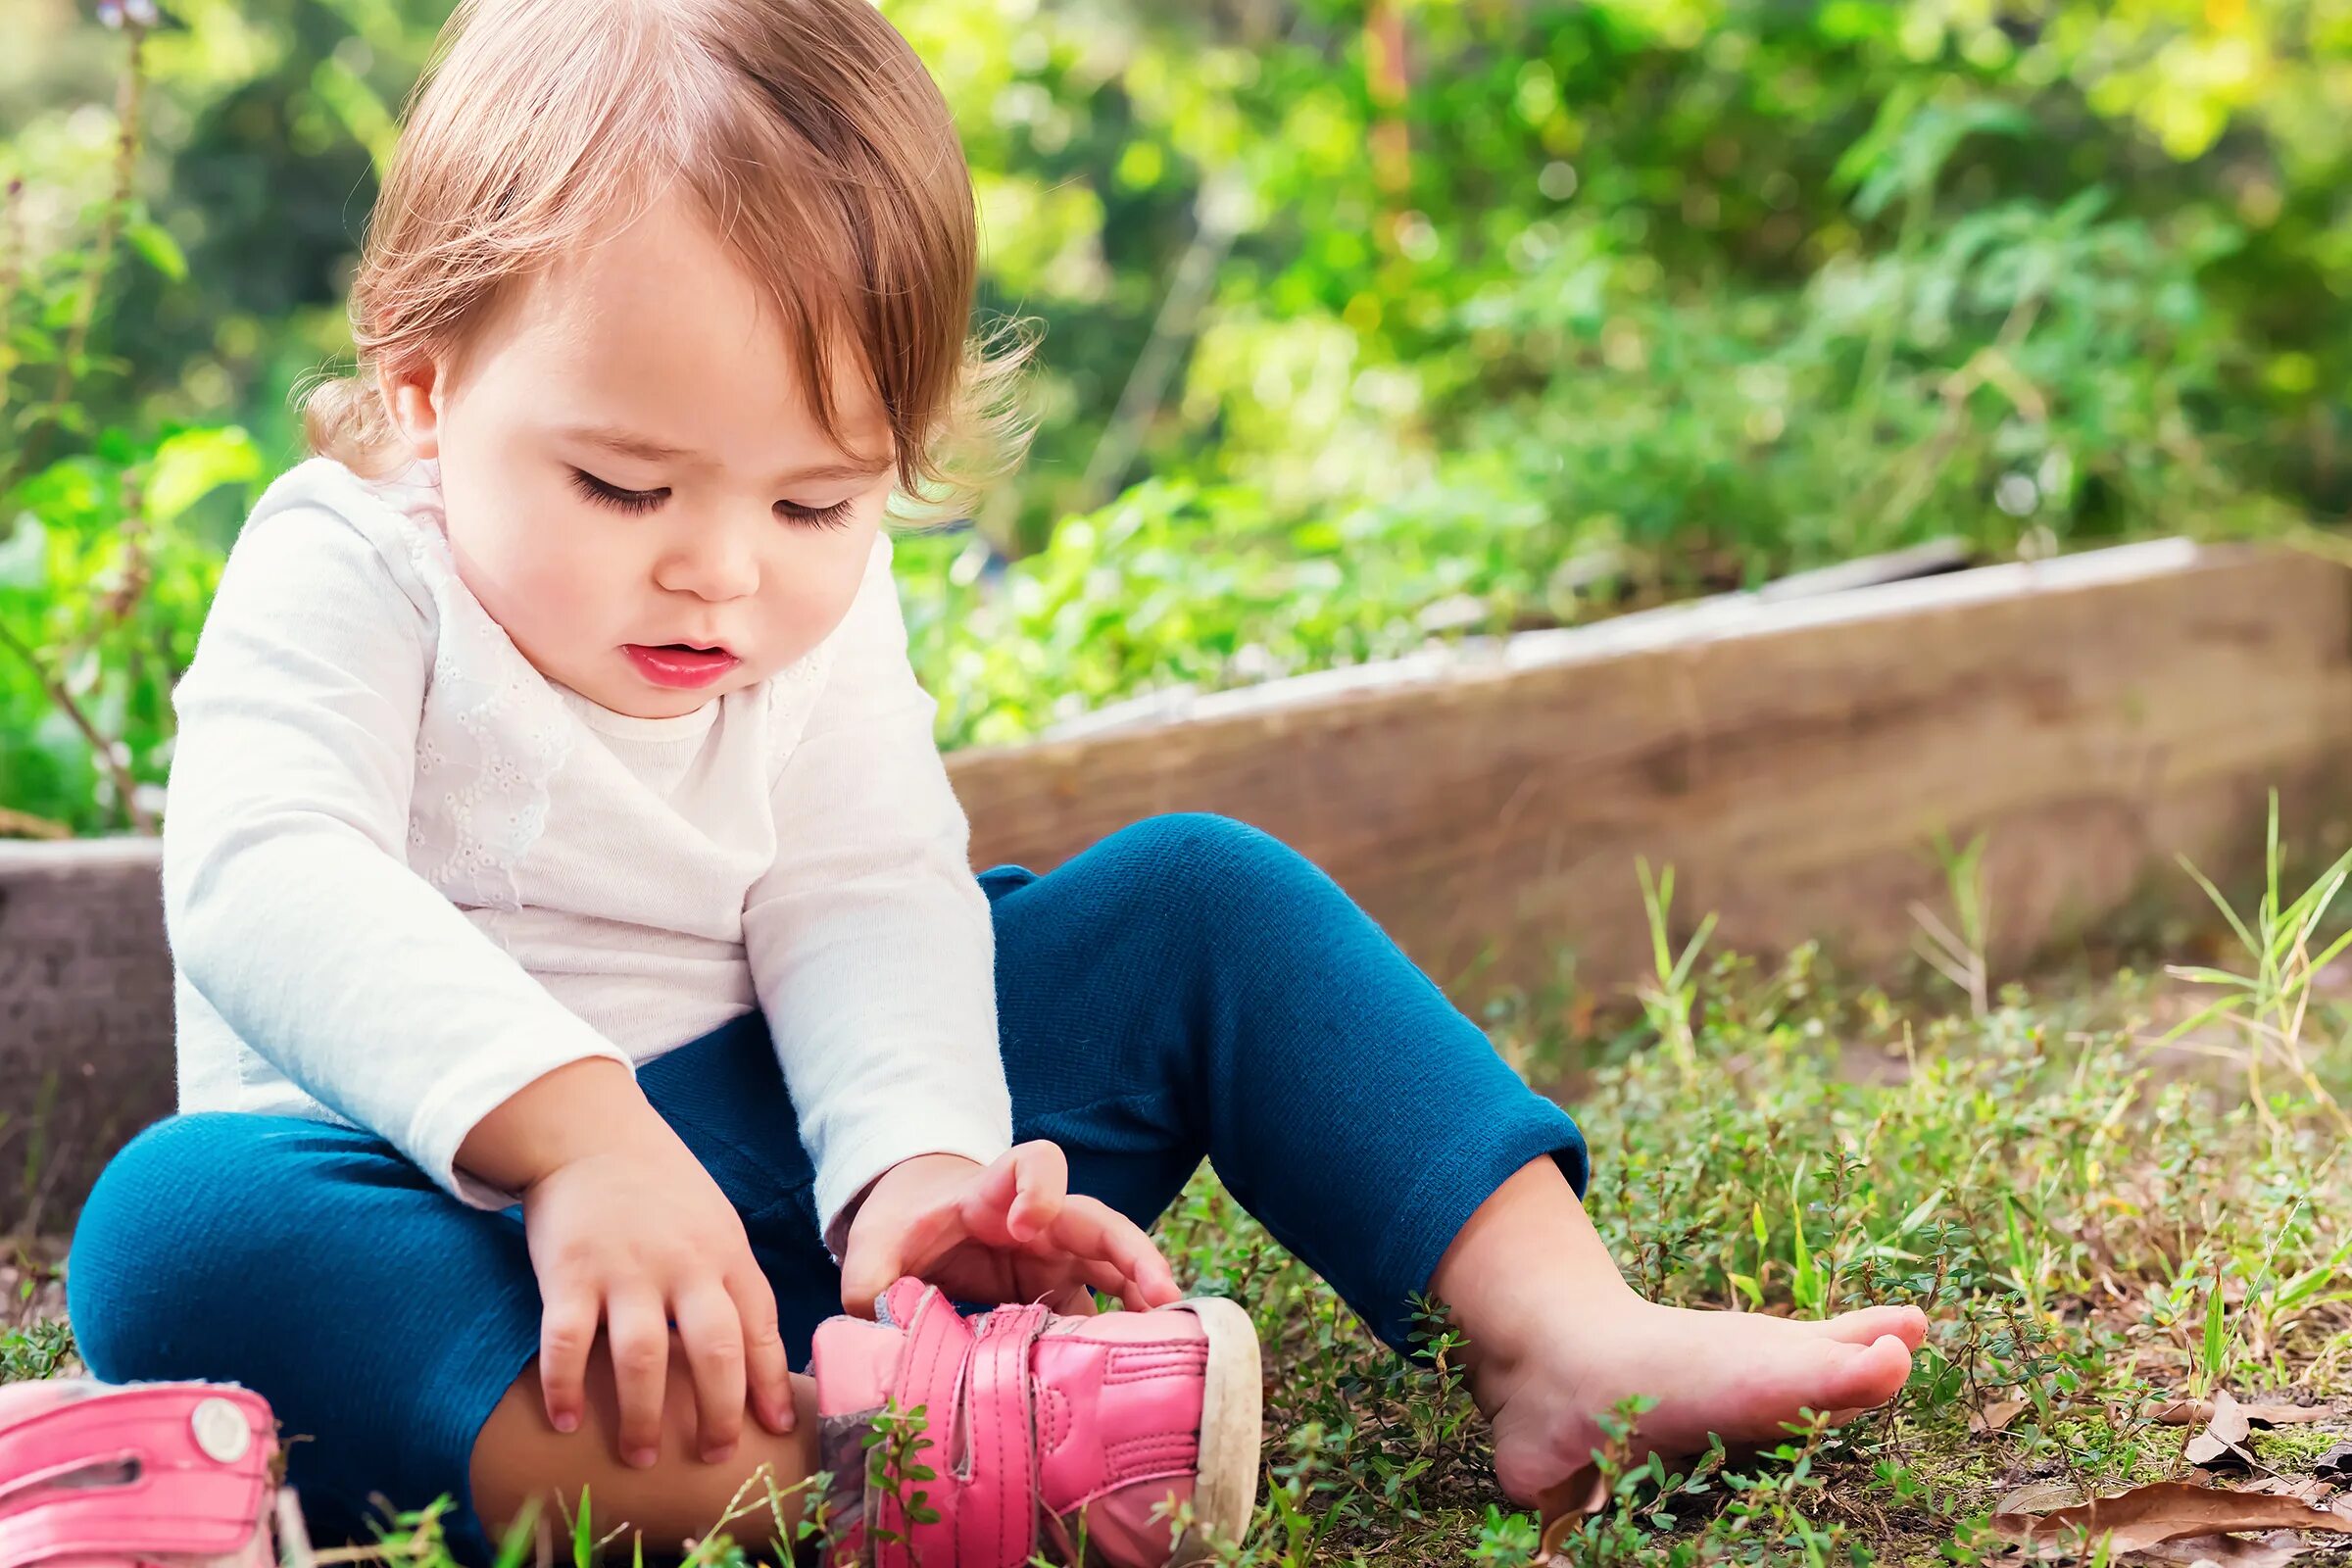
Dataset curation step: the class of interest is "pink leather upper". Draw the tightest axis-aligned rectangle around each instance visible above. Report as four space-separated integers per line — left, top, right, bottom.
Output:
1031 1332 1204 1516
0 1380 278 1568
812 1279 1208 1568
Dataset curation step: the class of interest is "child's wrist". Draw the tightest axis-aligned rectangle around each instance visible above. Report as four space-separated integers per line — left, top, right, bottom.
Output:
457 1056 665 1194
840 1151 987 1231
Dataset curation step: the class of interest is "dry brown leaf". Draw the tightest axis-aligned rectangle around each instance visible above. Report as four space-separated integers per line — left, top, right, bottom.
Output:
1972 1398 2027 1434
2120 1530 2308 1566
2187 1392 2259 1470
1989 1480 2352 1557
1998 1480 2086 1514
1534 1463 1604 1560
2155 1396 2335 1430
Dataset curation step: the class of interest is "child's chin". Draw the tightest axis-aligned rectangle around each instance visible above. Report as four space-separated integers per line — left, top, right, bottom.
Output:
572 664 732 720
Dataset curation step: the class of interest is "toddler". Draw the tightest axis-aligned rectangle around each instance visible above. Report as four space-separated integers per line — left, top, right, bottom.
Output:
65 1 1928 1563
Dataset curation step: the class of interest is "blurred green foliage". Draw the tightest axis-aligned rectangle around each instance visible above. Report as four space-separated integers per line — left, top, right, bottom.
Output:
4 0 2350 826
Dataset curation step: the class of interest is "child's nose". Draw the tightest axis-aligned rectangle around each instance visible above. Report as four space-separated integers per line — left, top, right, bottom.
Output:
655 524 760 602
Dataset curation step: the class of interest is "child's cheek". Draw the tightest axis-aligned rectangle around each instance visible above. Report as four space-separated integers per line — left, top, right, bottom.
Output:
532 548 627 644
462 522 610 664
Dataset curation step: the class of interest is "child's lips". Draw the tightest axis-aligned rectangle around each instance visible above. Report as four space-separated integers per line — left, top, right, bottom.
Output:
623 643 742 688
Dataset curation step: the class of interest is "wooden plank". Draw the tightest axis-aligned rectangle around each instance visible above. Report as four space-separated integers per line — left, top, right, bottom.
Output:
949 541 2352 993
1037 535 1976 743
0 840 175 1237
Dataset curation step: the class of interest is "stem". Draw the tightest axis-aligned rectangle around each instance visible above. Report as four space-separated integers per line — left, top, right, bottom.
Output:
1074 170 1245 515
1845 174 1936 528
1365 0 1412 224
6 16 151 499
0 176 24 427
0 612 151 834
50 20 146 417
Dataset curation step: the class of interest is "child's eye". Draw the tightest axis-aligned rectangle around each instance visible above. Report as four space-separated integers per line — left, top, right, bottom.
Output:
569 467 666 513
777 499 856 531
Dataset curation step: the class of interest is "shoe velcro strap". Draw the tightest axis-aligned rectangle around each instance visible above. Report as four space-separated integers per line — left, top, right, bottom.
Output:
955 1302 1052 1568
877 1285 976 1568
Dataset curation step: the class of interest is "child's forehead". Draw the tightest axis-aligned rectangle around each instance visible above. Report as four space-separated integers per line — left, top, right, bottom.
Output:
485 195 891 461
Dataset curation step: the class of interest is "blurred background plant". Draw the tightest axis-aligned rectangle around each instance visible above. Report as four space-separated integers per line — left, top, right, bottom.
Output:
4 0 2348 827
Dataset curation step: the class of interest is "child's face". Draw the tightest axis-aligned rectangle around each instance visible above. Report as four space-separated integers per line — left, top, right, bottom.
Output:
382 193 899 719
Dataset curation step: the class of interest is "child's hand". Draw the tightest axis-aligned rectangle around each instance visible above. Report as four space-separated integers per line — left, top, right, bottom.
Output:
520 1128 796 1467
838 1141 1181 1318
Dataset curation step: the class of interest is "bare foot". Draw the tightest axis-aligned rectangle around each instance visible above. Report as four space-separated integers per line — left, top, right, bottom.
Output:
1476 1293 1930 1513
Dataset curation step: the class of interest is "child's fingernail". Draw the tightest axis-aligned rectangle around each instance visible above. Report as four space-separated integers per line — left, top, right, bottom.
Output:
704 1442 736 1466
628 1446 659 1469
553 1410 578 1434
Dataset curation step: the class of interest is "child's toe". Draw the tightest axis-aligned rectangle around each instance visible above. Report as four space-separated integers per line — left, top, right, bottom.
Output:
1810 1303 1929 1351
1819 1333 1914 1413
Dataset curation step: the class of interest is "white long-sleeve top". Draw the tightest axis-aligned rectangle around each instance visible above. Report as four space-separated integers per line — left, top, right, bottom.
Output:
164 457 1013 1250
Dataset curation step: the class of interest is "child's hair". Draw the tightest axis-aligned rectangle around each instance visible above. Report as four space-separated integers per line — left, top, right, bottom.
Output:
302 0 1036 520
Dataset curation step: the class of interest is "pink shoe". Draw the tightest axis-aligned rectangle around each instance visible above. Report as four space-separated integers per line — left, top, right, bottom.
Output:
809 1279 1262 1567
0 1377 313 1568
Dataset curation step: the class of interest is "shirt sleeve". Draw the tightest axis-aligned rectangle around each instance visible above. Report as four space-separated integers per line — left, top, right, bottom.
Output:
161 503 636 1210
741 532 1014 1256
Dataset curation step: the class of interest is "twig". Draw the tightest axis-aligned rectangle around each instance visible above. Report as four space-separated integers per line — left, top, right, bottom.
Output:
1075 169 1246 514
0 175 24 425
50 20 146 417
0 612 150 834
0 806 70 840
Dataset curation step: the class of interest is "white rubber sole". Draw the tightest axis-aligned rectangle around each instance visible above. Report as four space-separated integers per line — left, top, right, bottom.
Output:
1165 1294 1263 1565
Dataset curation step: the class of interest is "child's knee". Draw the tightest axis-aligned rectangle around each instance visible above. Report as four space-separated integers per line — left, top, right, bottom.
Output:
67 1113 357 1378
1093 812 1331 922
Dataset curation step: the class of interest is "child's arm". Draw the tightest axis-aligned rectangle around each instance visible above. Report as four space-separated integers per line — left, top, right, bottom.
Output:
740 532 1014 1257
164 501 635 1209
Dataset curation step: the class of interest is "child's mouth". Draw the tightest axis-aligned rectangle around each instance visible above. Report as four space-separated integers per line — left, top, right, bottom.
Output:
622 643 742 689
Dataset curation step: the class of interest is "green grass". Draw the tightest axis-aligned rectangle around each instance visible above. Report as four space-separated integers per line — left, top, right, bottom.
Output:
8 886 2352 1564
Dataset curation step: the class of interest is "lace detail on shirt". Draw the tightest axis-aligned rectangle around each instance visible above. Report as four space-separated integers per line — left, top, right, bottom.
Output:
366 465 576 912
762 636 837 768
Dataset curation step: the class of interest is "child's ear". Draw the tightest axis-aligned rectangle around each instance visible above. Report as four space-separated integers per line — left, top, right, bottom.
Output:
376 357 445 461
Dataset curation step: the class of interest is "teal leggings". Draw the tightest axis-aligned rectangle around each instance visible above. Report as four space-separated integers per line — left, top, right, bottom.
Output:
68 813 1587 1561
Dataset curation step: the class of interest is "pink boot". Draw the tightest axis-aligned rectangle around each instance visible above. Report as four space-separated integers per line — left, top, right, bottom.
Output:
0 1377 313 1567
809 1279 1262 1567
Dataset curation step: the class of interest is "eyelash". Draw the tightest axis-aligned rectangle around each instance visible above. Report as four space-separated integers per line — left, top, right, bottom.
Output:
567 467 856 530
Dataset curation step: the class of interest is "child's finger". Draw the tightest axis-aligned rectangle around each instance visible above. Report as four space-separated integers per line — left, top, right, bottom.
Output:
1004 1140 1068 1243
956 1142 1065 1247
605 1288 672 1469
1076 1255 1143 1309
839 1230 906 1318
672 1282 748 1463
1042 1196 1180 1306
729 1269 795 1435
537 1283 600 1435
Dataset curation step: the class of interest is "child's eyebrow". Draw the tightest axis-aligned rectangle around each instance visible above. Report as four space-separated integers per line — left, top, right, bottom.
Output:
557 422 891 485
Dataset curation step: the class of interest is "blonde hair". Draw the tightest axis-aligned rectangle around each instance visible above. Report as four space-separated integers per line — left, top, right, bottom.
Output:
303 0 1036 519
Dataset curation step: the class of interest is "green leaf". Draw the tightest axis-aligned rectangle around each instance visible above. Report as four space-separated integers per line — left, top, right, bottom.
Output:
490 1502 542 1568
1891 1188 1946 1240
39 284 85 331
122 220 187 282
1789 1161 1821 1313
2203 1268 2228 1389
145 426 263 523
